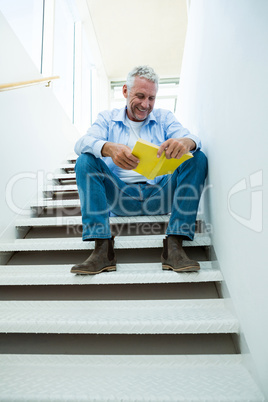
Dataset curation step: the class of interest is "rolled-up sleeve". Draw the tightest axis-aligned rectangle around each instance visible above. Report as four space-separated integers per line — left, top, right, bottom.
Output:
74 112 109 157
164 111 201 152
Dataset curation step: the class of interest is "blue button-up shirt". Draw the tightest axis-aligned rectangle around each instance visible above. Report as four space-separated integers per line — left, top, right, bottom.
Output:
74 107 201 185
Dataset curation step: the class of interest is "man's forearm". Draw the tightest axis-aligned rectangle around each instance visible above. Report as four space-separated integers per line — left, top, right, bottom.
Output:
101 142 114 157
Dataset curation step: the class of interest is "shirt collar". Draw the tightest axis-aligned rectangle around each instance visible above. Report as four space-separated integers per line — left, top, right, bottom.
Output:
112 107 157 126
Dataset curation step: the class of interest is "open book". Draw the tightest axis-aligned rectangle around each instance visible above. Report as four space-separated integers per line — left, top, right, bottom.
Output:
131 138 193 180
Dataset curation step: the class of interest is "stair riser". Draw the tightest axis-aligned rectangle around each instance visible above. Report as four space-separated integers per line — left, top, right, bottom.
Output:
0 333 237 355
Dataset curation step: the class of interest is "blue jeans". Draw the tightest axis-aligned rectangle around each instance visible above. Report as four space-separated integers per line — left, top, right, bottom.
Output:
75 151 208 241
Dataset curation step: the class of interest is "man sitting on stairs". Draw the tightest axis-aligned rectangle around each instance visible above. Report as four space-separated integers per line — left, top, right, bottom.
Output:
71 65 208 275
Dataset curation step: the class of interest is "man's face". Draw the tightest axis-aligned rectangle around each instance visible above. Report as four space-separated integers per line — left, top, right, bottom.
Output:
122 77 157 122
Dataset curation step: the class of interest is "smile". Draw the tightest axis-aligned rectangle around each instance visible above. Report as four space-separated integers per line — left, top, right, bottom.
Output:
137 108 148 112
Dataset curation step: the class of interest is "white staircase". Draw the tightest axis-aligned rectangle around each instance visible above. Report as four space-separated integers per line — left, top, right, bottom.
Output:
0 154 265 401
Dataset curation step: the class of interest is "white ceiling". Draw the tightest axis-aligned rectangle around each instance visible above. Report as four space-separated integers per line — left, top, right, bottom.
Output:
85 0 188 81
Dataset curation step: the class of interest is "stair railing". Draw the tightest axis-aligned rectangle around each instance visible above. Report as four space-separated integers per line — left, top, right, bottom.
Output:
0 76 60 92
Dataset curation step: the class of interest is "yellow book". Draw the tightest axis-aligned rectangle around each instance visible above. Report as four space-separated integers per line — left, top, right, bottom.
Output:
132 138 193 180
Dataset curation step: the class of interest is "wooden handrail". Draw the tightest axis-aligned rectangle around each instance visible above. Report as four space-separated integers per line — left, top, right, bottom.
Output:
0 76 60 92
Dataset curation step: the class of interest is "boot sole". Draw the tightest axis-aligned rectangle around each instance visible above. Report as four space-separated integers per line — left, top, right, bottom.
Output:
71 265 116 275
162 264 200 273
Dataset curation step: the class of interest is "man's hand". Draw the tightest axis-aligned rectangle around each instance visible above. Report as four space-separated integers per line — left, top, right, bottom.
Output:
157 138 196 160
102 142 139 170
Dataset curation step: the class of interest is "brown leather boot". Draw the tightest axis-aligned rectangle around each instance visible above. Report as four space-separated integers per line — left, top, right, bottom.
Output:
71 238 116 275
161 235 200 272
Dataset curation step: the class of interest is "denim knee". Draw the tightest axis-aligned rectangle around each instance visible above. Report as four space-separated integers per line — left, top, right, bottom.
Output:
75 153 97 174
192 150 208 175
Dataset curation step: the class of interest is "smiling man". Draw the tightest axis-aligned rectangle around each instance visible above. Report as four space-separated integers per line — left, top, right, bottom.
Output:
124 75 156 121
71 66 208 275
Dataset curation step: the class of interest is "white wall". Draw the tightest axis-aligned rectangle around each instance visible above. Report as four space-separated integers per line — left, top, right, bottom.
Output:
0 11 80 242
177 0 268 397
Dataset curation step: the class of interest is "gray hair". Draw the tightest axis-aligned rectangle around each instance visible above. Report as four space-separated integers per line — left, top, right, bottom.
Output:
126 66 159 91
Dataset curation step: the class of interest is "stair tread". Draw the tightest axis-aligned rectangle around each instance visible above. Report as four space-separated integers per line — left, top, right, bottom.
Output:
60 163 75 169
0 233 210 251
0 354 264 401
16 214 171 227
44 184 78 192
0 299 238 334
66 153 77 162
33 198 205 210
53 173 76 180
0 262 222 285
31 198 80 207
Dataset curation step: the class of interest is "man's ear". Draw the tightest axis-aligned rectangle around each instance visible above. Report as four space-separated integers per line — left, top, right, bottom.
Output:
122 84 128 99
